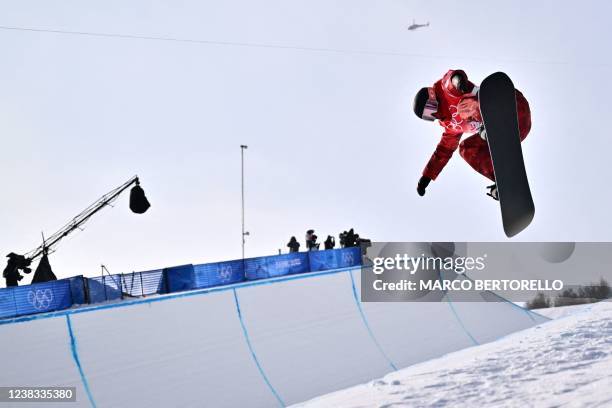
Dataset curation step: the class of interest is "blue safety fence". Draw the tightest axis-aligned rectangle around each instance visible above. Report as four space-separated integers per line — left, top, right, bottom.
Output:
0 288 14 319
69 276 88 305
0 279 73 319
308 247 362 271
163 264 196 293
0 247 364 320
87 275 123 303
163 260 247 292
245 252 310 280
194 260 245 289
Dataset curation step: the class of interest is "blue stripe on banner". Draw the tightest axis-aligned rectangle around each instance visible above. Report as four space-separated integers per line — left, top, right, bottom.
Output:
66 315 97 408
232 289 285 407
348 270 397 371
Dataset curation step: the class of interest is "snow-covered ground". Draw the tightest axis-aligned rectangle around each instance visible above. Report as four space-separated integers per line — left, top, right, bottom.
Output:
295 301 612 408
536 304 593 320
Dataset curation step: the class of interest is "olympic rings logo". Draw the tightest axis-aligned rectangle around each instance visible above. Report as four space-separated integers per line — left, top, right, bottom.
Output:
445 105 464 132
218 265 233 282
27 289 54 310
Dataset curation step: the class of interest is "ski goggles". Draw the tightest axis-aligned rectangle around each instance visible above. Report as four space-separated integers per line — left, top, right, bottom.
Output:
422 87 439 121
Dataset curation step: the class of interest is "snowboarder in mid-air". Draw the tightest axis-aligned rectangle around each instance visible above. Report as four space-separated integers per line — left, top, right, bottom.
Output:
413 69 531 200
413 69 534 237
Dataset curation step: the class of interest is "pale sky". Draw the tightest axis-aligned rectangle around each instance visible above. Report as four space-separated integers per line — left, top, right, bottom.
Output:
1 0 611 285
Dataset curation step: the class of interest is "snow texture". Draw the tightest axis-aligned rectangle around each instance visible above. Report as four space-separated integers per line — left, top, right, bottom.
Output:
295 301 612 408
536 304 593 320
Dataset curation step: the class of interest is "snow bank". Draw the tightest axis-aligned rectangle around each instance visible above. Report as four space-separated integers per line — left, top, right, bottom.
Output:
296 301 612 408
536 303 594 320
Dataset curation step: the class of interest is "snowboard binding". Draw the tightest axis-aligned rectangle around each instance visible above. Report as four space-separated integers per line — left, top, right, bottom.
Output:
486 184 499 201
479 126 487 141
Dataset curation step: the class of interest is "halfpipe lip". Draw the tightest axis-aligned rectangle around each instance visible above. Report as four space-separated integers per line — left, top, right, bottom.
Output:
0 265 362 327
0 265 551 407
0 265 549 327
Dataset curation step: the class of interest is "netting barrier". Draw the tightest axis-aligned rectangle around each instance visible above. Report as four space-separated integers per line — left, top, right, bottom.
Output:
121 269 164 297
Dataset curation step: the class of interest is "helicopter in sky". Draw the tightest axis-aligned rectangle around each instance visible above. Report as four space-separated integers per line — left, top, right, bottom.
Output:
407 19 430 31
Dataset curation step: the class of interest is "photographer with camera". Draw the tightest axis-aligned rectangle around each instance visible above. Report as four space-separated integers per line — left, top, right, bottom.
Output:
345 228 357 248
356 236 372 256
3 253 32 287
324 235 336 250
339 231 347 248
305 229 320 251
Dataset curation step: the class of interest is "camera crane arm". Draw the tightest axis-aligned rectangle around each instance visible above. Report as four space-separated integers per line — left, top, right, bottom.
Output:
3 175 150 286
25 175 143 262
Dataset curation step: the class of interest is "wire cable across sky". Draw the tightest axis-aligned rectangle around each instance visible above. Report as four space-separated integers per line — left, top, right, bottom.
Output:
0 24 601 67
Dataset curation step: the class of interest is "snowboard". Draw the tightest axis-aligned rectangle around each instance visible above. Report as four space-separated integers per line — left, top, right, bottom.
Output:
479 72 534 238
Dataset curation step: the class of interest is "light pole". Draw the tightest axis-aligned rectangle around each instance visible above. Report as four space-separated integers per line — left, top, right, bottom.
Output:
240 145 249 259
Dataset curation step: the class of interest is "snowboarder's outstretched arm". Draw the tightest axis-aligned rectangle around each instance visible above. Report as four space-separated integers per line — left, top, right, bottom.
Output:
418 132 462 195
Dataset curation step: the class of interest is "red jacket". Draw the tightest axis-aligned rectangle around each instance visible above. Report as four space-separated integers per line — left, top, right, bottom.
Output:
422 70 531 180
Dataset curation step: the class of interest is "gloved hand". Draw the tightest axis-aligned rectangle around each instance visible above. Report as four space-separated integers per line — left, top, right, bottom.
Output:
457 97 481 121
417 176 431 196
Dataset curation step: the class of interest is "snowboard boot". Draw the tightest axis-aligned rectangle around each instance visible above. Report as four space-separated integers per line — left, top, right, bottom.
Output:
486 184 499 201
479 126 488 141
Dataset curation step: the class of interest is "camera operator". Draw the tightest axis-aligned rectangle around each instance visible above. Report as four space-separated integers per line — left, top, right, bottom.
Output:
324 235 336 250
3 253 32 287
345 228 357 247
356 236 372 256
305 229 320 251
339 231 347 248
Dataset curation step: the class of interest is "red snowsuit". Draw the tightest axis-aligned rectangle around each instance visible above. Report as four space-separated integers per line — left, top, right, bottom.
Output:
422 70 532 181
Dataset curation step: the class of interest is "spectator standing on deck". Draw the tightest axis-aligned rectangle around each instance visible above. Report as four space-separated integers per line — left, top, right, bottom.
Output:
287 236 300 253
